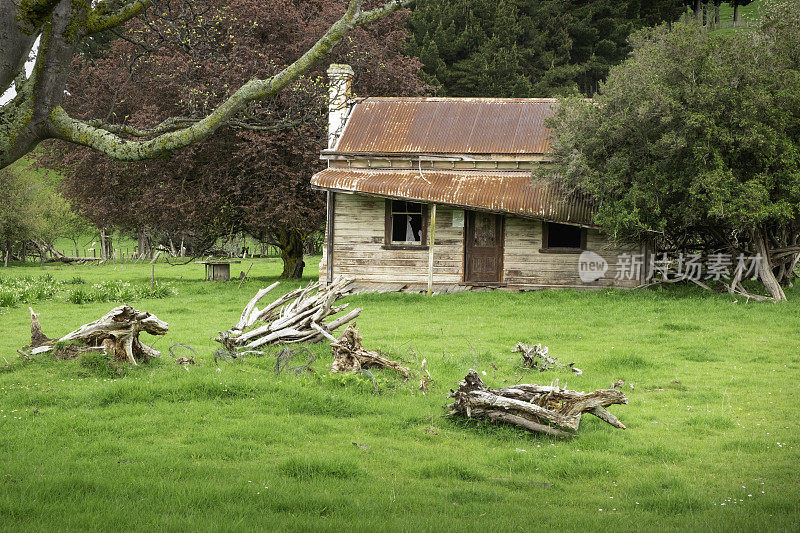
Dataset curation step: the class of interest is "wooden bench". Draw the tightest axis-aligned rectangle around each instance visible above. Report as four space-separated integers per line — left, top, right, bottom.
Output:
198 261 241 281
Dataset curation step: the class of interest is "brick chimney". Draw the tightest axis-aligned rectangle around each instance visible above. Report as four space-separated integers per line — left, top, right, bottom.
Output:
327 64 354 149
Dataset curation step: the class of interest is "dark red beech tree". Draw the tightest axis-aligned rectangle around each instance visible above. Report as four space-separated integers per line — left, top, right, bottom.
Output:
49 0 428 277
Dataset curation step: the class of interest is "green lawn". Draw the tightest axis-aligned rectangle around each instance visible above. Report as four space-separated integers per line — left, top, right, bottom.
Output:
1 259 798 531
718 1 765 25
710 1 765 35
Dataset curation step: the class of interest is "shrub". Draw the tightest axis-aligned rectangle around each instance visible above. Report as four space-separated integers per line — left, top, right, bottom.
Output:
67 288 90 304
0 275 178 306
65 281 177 304
0 274 61 307
0 288 16 307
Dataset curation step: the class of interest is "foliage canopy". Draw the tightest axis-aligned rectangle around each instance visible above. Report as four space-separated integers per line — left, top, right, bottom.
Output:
407 0 685 97
0 162 86 264
47 0 426 278
545 0 800 298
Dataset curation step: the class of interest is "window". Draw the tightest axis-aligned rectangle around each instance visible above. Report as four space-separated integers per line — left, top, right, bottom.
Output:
385 200 427 247
541 222 586 253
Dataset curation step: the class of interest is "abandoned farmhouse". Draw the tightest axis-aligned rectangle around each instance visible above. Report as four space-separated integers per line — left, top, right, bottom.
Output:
311 65 645 292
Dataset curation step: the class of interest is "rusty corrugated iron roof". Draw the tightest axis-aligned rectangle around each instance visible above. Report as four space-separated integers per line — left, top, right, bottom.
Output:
334 97 555 155
311 168 596 226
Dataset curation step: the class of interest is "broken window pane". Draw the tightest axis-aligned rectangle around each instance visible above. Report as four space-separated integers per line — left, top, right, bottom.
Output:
390 201 424 243
546 222 583 249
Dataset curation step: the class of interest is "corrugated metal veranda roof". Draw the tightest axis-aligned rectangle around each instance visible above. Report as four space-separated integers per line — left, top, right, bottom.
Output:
311 168 596 226
333 97 555 155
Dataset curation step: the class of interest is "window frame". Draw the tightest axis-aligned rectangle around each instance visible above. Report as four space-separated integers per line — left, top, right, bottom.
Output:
384 199 428 250
539 221 587 254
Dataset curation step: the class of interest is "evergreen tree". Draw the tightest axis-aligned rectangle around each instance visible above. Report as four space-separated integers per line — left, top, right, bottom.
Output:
407 0 685 97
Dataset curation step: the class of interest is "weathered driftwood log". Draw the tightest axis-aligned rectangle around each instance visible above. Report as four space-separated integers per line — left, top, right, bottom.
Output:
45 256 104 264
512 342 583 375
26 306 168 365
30 238 104 264
330 323 410 379
448 371 627 437
214 276 361 352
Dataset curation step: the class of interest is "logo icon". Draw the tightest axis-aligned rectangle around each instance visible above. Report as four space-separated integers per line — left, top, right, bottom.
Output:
578 251 608 283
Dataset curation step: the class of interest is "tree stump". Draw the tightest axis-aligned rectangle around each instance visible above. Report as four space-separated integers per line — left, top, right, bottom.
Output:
330 323 410 378
26 306 168 365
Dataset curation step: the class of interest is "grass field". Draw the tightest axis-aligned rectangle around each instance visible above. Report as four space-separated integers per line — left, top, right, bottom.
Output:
0 259 798 531
718 1 765 24
707 1 766 35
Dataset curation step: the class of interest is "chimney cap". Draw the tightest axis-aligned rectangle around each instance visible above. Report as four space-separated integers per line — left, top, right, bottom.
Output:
327 63 354 77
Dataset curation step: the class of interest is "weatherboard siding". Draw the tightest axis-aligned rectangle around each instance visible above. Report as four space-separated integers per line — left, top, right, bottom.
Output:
502 217 640 288
320 194 463 286
319 193 641 290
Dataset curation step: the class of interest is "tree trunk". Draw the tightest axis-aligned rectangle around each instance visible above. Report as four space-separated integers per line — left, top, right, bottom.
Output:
276 229 306 279
714 4 720 25
695 0 702 20
448 371 628 437
4 239 9 267
789 252 800 286
331 323 410 378
105 233 114 260
215 277 360 351
100 228 108 260
137 228 152 259
754 227 787 301
734 4 740 26
702 3 707 25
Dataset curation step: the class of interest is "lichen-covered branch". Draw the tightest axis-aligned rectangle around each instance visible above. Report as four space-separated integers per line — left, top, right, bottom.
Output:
46 0 414 162
84 115 302 137
87 0 152 34
0 0 414 169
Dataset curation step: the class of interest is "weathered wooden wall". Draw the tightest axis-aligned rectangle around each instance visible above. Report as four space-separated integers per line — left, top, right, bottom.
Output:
319 193 463 286
504 217 641 288
320 193 642 290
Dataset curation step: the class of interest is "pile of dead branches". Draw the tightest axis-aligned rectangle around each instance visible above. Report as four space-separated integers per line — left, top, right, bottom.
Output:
23 306 168 364
512 342 582 375
214 277 361 352
329 323 410 378
274 347 316 375
448 370 627 438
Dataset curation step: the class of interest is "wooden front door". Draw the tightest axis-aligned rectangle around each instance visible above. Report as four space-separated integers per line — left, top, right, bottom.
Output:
465 211 504 283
